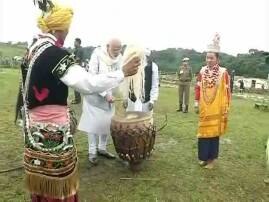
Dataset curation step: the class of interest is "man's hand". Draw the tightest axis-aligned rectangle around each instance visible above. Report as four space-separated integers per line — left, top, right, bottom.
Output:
148 102 154 111
106 95 114 103
194 101 199 114
122 100 128 109
122 56 141 77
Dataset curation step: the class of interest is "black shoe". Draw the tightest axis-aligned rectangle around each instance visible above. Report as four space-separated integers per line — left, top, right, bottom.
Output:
89 154 98 165
183 105 189 113
177 104 183 112
98 150 116 159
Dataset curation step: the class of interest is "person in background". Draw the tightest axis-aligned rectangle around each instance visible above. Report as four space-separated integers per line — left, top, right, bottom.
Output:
71 38 84 104
177 57 192 113
124 48 159 113
239 80 244 94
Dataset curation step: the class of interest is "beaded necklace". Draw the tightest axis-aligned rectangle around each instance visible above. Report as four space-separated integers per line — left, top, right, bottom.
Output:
202 64 221 104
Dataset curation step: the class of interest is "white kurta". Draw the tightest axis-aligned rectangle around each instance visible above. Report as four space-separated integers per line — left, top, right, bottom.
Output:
126 62 159 112
78 47 122 134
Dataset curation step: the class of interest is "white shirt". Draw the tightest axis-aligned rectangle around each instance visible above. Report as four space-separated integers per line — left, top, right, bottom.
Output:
88 46 122 97
76 47 122 134
126 61 159 112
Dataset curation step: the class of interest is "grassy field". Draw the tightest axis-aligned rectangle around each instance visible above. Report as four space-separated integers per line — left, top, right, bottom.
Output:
0 69 268 202
0 43 26 58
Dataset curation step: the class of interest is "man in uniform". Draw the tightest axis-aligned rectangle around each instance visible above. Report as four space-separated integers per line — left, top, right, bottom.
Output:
177 57 192 113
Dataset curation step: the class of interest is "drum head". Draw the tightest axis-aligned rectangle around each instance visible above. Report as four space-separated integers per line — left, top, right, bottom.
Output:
112 111 152 123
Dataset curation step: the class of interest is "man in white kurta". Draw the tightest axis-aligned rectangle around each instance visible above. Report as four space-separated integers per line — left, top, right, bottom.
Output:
125 49 159 113
78 39 122 164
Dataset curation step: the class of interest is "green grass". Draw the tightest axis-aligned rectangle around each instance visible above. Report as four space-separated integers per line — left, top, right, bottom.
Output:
0 69 269 201
0 43 26 58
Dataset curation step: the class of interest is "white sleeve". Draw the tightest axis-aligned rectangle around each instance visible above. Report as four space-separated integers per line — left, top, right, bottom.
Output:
88 49 99 74
60 64 124 94
150 62 159 103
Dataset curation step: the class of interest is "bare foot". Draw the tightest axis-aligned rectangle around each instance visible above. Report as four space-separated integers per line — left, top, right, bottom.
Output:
204 160 215 169
198 161 207 166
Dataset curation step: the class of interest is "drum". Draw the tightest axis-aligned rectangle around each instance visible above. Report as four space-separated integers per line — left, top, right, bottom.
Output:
111 111 156 169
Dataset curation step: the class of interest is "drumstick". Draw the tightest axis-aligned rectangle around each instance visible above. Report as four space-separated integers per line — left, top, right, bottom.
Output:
120 178 160 181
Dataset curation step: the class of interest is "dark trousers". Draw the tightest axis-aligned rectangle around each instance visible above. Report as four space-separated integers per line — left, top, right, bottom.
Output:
198 137 219 161
74 90 81 103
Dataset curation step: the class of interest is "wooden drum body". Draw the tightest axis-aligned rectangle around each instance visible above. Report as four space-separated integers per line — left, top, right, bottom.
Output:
111 112 156 165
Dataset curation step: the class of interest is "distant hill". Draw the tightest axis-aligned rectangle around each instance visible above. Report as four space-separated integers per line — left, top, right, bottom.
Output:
151 48 269 79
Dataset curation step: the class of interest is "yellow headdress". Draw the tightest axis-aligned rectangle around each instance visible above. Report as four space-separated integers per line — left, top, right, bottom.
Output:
35 0 73 33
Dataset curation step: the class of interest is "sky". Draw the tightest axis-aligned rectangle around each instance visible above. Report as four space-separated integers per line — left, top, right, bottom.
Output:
0 0 268 55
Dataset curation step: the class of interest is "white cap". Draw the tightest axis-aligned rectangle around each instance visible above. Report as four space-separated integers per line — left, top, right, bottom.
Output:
145 48 151 56
33 34 39 40
182 57 190 62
